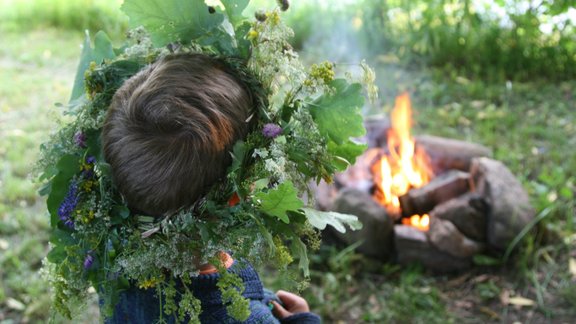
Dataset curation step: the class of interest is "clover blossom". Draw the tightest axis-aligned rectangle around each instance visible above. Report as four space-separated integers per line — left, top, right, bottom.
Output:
58 181 79 229
262 123 282 138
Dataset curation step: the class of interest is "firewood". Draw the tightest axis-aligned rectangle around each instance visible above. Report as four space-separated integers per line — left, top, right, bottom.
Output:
399 170 470 217
415 135 492 174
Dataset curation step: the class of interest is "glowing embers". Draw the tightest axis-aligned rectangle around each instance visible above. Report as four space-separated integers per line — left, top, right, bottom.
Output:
401 214 430 231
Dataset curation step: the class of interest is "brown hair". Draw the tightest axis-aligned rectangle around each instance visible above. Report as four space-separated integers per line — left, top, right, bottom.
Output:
102 53 254 216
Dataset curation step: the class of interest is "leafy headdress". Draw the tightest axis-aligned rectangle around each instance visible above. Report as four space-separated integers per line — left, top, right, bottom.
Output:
38 0 374 321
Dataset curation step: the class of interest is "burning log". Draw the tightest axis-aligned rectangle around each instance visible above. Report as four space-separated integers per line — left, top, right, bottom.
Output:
399 170 471 217
470 157 536 251
427 217 486 258
332 188 394 261
430 193 488 241
394 225 472 272
415 135 492 174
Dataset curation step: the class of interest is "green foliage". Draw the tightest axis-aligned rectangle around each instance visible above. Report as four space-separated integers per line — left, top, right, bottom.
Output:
217 269 250 321
255 181 303 223
70 31 116 101
358 0 576 81
310 79 366 169
302 208 362 233
122 0 225 47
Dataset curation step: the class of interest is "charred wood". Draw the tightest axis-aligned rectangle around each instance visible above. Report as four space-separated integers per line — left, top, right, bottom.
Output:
399 170 471 217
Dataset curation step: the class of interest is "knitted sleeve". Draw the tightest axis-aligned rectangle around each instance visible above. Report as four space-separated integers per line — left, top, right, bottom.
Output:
280 312 322 324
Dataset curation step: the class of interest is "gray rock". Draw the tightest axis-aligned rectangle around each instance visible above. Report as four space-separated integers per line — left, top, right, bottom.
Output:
427 217 486 258
470 157 536 251
430 193 488 241
332 188 394 261
394 225 472 272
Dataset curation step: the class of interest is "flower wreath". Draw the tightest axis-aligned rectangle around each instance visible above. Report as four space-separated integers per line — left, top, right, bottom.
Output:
38 0 376 321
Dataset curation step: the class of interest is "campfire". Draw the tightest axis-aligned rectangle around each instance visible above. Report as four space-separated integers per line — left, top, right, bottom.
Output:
369 93 433 231
313 93 536 272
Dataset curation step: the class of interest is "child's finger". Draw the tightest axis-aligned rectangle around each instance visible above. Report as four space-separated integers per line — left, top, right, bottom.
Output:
276 290 309 312
271 300 292 319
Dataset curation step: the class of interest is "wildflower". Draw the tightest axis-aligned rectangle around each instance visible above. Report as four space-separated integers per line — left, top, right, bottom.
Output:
79 209 95 224
138 276 163 289
309 62 335 85
58 181 79 229
81 156 96 179
74 131 86 148
262 123 282 138
247 29 259 42
84 252 94 270
228 192 241 207
81 180 97 192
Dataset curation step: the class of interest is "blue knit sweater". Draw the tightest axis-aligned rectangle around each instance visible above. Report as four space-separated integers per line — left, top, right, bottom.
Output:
105 261 321 323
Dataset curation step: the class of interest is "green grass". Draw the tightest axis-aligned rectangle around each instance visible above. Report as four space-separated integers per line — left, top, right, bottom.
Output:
0 0 127 40
0 28 97 323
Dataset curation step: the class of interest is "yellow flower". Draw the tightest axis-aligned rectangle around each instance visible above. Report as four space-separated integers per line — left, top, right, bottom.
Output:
247 29 259 42
80 210 95 224
138 276 163 289
81 180 97 192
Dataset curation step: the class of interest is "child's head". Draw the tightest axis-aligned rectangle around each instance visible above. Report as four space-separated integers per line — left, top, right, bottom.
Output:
102 53 254 216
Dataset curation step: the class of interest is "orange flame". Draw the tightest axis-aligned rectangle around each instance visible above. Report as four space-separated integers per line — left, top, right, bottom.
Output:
372 93 432 230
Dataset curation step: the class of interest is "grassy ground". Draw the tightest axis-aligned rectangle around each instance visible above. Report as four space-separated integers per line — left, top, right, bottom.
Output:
0 26 574 323
0 28 101 323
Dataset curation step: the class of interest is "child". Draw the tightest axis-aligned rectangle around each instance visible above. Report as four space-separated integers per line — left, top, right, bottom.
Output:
101 53 321 323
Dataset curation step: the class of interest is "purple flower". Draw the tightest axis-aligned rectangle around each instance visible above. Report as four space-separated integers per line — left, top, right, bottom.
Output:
74 131 87 148
262 123 282 138
58 181 79 229
83 253 94 269
86 156 96 164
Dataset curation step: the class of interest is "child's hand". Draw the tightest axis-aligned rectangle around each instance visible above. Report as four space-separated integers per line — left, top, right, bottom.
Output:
271 290 311 319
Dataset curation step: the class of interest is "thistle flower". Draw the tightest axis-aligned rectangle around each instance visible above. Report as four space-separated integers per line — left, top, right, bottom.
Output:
84 252 94 269
262 123 282 138
58 181 79 229
74 131 86 148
